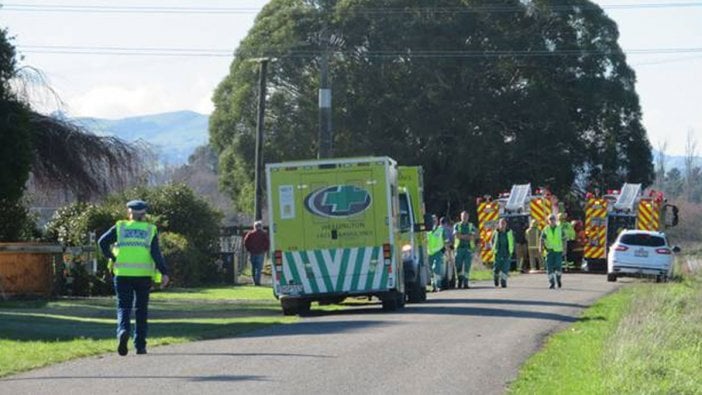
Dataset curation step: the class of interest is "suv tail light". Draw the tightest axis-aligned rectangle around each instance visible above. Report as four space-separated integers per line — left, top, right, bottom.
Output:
655 248 671 255
615 245 629 252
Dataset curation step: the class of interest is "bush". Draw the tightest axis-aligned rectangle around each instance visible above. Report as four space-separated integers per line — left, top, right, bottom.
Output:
45 202 119 246
108 183 223 253
0 198 39 241
47 183 224 289
160 232 212 287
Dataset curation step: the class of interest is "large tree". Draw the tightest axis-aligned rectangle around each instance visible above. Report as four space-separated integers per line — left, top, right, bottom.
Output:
211 0 653 214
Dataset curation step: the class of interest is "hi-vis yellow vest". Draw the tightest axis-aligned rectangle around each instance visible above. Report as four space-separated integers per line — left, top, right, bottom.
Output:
112 220 157 277
542 225 564 253
427 227 445 256
491 230 515 256
454 222 476 251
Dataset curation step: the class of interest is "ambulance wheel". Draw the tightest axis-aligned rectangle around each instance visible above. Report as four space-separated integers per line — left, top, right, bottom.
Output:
418 285 427 302
297 300 312 316
397 292 405 308
281 300 298 316
607 273 617 282
407 283 423 303
382 295 399 311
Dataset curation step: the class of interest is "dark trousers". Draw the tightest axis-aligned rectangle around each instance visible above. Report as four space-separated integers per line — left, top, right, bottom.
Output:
114 276 151 350
250 254 265 285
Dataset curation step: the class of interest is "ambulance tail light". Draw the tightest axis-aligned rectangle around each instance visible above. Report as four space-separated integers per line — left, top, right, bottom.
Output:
383 243 392 259
274 250 283 266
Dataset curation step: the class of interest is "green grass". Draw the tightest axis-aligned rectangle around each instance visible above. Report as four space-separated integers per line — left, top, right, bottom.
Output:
509 275 702 394
470 268 495 281
0 286 294 378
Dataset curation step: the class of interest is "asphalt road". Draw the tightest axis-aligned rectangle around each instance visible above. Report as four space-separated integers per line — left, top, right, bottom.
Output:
1 273 622 395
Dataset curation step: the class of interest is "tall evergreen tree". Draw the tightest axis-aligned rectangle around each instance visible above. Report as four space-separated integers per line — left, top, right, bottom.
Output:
211 0 653 214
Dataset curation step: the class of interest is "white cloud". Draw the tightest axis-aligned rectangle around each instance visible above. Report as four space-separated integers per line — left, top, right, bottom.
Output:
68 85 179 118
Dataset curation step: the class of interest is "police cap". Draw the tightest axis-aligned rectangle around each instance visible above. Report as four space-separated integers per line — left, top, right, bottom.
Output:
126 199 148 212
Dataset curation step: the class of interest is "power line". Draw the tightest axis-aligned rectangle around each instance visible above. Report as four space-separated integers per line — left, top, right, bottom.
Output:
633 54 702 67
3 2 702 14
17 45 702 58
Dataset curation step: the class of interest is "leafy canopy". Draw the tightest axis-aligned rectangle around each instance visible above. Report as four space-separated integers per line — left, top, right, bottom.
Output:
211 0 653 214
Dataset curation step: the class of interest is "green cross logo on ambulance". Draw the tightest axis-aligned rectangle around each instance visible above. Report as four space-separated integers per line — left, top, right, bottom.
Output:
304 185 372 218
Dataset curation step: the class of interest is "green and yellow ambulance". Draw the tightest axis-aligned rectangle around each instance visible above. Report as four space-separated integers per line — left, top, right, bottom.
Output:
266 157 423 315
398 166 430 302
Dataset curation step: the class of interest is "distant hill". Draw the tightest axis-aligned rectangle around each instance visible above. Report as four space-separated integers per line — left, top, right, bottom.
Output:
75 111 209 165
652 150 698 172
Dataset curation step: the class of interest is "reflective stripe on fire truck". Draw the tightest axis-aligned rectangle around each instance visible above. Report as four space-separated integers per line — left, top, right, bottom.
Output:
478 201 500 264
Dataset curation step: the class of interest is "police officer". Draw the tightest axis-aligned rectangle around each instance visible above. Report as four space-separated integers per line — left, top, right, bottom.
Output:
453 211 477 289
427 215 450 292
99 200 169 356
542 214 564 289
491 218 514 288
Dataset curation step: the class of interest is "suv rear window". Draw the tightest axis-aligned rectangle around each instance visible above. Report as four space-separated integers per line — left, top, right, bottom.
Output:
620 233 665 247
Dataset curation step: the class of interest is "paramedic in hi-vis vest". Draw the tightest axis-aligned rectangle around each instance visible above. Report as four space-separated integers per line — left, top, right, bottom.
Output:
491 218 514 288
541 214 564 289
427 215 450 292
453 211 477 289
99 200 169 356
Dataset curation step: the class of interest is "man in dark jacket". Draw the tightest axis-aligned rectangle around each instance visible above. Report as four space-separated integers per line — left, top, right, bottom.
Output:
243 221 270 286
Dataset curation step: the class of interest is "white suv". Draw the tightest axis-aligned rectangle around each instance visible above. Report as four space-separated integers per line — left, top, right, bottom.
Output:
607 230 680 282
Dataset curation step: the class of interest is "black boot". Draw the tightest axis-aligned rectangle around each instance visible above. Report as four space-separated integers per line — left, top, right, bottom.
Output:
494 276 499 287
557 275 562 288
501 279 507 288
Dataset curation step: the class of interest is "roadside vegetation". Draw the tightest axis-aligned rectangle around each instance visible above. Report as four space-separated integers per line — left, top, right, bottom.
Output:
0 286 293 378
509 257 702 394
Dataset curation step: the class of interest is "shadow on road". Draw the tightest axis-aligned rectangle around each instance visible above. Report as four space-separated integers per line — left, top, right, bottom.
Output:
151 352 334 358
301 303 579 323
1 375 268 383
403 305 578 322
423 298 588 309
238 320 397 338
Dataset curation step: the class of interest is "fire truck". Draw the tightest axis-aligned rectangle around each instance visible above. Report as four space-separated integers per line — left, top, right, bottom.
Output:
476 184 557 265
583 183 679 272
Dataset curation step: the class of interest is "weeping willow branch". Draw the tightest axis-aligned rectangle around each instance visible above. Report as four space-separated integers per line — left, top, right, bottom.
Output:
29 112 148 200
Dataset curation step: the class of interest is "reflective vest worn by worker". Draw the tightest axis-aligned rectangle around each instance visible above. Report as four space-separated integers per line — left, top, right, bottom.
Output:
427 227 446 256
542 225 564 253
112 220 158 278
453 222 476 251
561 221 576 241
491 229 515 257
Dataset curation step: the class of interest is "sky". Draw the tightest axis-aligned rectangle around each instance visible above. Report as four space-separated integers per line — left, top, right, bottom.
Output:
0 0 701 155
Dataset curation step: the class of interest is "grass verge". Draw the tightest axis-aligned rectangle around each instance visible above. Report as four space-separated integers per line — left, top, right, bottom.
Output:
509 275 702 394
0 285 294 378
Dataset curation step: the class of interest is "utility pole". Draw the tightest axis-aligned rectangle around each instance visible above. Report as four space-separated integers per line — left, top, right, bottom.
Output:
318 41 332 158
252 58 269 221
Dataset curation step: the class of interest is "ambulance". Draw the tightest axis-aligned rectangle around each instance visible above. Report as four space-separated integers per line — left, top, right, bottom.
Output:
398 166 430 302
266 157 425 315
